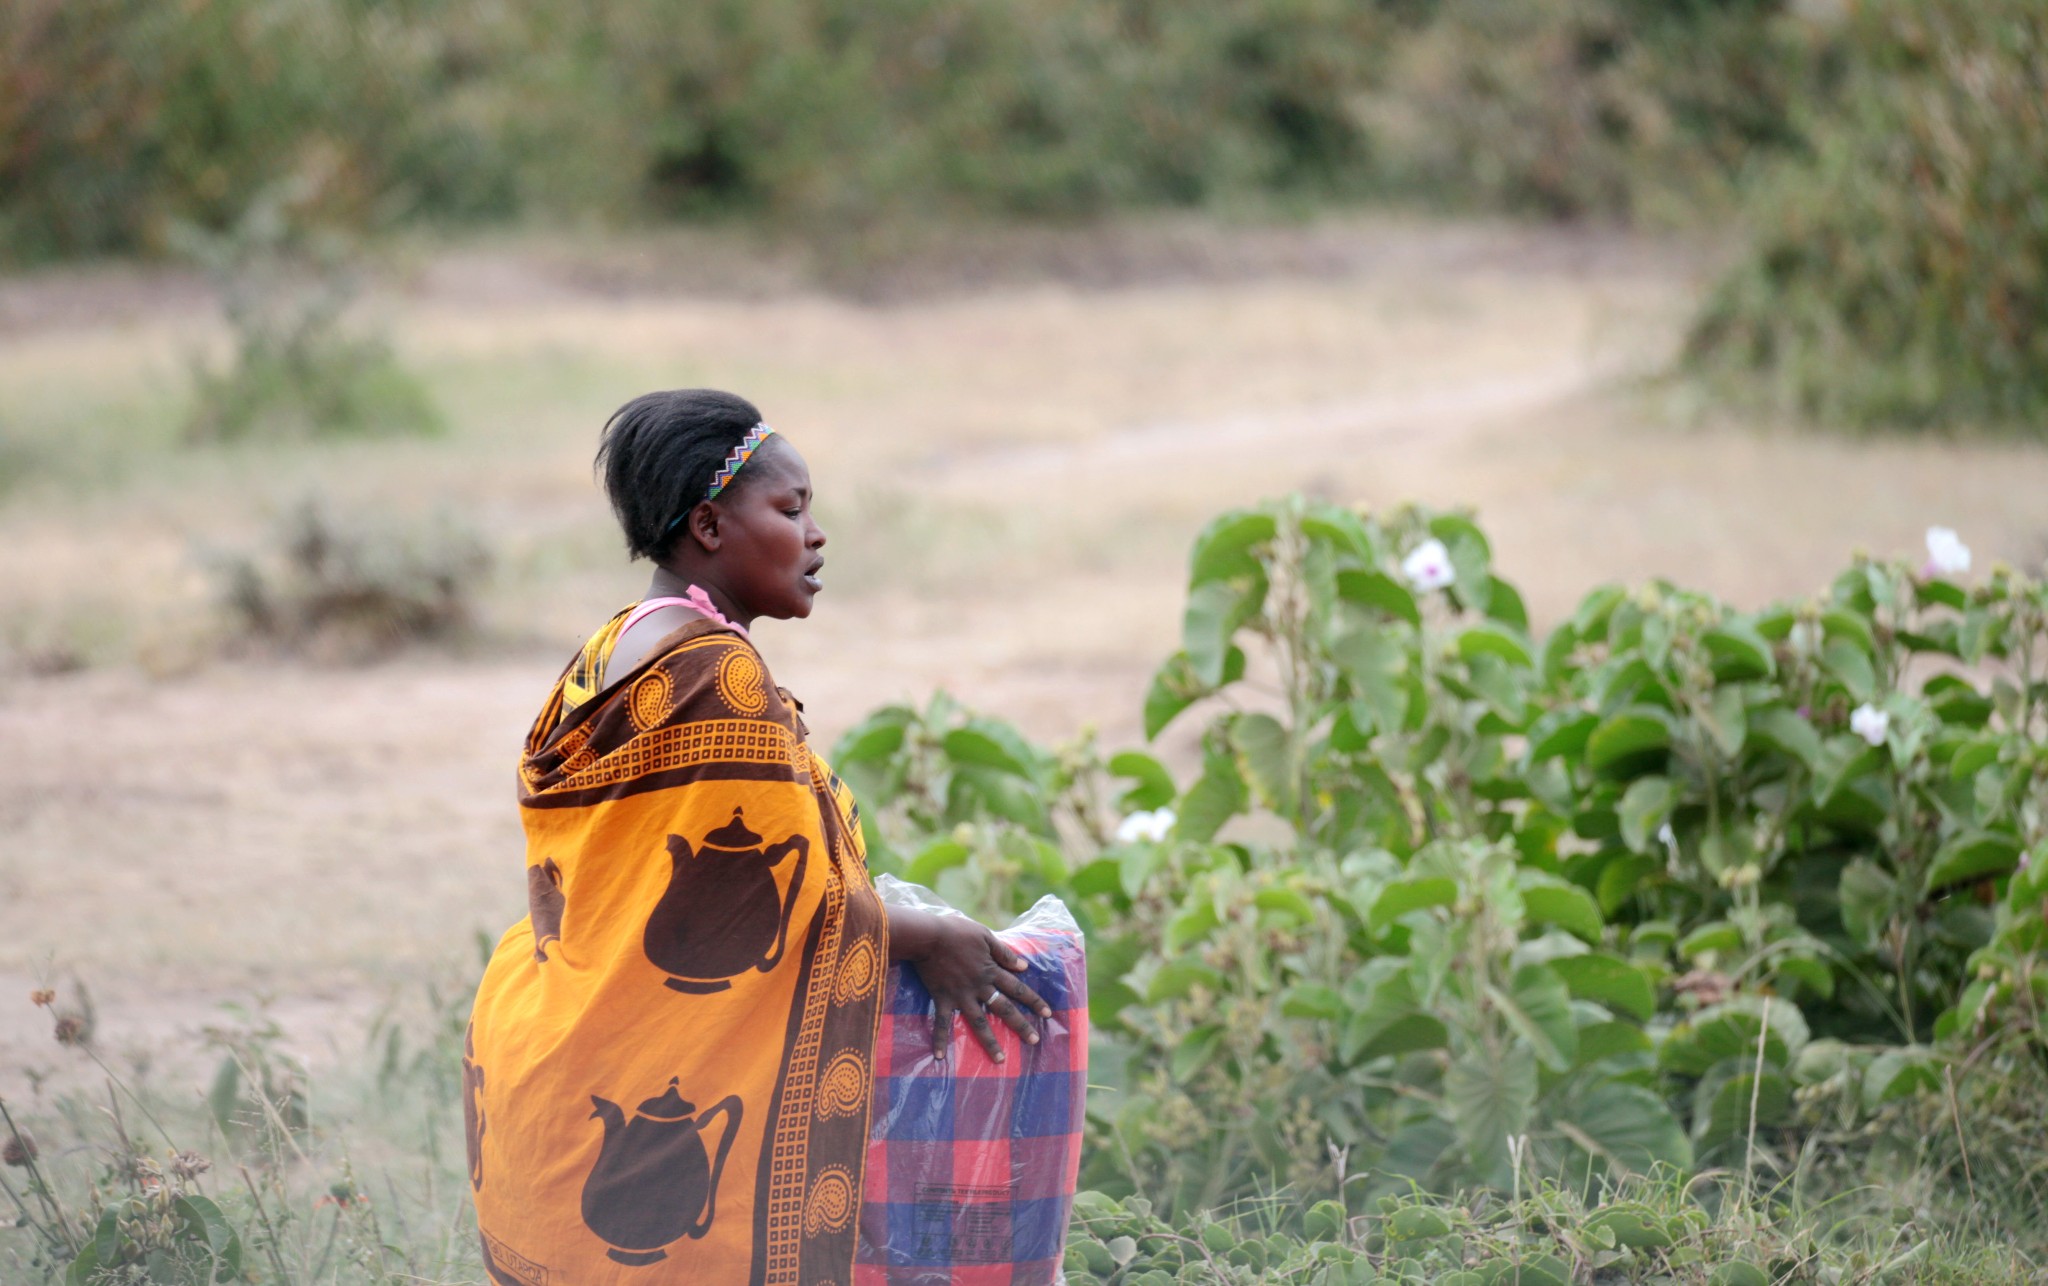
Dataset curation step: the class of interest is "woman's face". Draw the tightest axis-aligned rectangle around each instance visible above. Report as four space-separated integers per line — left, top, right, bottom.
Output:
712 439 827 620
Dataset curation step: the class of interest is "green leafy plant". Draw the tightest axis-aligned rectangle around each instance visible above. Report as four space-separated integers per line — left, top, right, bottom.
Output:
840 494 2048 1220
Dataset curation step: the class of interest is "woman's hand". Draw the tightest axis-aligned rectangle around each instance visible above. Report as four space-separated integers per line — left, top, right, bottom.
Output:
887 906 1051 1064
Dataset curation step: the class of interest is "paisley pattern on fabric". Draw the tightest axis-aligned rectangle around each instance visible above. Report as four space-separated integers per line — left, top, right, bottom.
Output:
470 615 886 1285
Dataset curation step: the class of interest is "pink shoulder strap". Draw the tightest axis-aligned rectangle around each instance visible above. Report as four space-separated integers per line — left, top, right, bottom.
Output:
618 595 704 636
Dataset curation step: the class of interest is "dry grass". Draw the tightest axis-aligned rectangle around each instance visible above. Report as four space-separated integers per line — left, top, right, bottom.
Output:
3 215 2047 1084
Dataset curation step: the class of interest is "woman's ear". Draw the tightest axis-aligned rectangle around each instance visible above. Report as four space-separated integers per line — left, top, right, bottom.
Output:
686 500 723 553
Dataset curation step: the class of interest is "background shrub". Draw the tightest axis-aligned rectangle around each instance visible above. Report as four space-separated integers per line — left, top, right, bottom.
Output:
1683 0 2048 430
1364 0 1817 222
212 499 490 663
174 180 441 444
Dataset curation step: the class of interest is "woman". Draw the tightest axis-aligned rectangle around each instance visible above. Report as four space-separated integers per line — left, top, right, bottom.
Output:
466 389 1048 1285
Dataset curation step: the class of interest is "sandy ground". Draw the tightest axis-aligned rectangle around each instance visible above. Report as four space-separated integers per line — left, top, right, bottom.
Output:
4 215 2046 1092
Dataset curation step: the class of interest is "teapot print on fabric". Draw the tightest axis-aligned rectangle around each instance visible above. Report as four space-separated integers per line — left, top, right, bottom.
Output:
527 857 565 963
643 808 808 993
582 1079 743 1265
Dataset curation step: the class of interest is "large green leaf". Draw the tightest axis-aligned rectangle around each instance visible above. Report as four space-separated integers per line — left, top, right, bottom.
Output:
1171 1024 1225 1082
1693 1063 1791 1147
1331 623 1410 735
1229 712 1294 816
1485 576 1530 631
1861 1046 1945 1112
1586 709 1673 775
1336 569 1420 625
831 705 913 764
905 838 971 886
1527 711 1600 763
1342 968 1450 1062
1165 900 1221 950
1301 506 1375 560
1491 965 1577 1071
1188 510 1276 585
1924 829 2022 895
1659 998 1809 1078
1177 748 1247 843
943 722 1037 779
1148 961 1224 1003
1704 684 1748 758
1562 1081 1693 1175
1456 622 1534 669
1521 882 1605 944
1369 877 1458 931
1702 622 1775 681
1551 953 1656 1021
1280 983 1344 1022
1822 637 1877 700
1107 751 1176 810
1184 580 1251 687
1748 706 1824 772
173 1194 244 1278
1616 775 1675 854
1444 1043 1536 1179
1143 652 1202 740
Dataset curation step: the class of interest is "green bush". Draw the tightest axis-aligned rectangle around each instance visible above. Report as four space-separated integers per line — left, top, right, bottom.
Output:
1684 0 2048 430
174 180 441 444
1365 0 1816 222
0 0 1821 252
837 495 2048 1222
0 0 520 262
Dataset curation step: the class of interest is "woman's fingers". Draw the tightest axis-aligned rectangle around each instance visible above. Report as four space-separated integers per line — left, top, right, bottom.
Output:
930 997 954 1062
963 997 1006 1063
985 992 1039 1044
992 936 1030 973
994 968 1052 1020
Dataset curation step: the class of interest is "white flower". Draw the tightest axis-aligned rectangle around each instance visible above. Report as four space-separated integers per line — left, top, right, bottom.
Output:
1849 703 1890 747
1115 808 1175 844
1657 822 1676 848
1924 526 1971 577
1401 539 1455 592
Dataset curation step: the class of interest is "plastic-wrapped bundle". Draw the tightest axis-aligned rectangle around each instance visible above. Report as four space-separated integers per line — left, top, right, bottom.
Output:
856 878 1088 1286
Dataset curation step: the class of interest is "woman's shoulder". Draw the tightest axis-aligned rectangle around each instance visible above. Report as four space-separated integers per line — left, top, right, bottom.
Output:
637 626 796 730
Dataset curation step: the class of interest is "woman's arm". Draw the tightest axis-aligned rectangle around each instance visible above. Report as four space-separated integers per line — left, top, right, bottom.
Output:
887 905 1051 1064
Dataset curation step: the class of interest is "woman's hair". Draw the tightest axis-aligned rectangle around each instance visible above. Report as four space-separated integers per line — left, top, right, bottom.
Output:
594 388 765 562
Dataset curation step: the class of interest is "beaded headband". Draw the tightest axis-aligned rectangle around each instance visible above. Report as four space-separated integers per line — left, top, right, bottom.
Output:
706 423 775 500
663 423 776 539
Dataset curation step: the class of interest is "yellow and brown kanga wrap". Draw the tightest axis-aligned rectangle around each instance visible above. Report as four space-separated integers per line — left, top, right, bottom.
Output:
468 616 887 1285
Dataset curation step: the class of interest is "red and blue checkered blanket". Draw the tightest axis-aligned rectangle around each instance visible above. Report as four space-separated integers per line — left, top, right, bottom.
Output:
856 892 1088 1286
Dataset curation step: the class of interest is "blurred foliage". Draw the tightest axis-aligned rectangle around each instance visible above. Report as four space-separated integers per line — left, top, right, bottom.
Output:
176 178 442 443
1 0 2040 430
0 0 521 261
1683 0 2048 431
0 0 1809 251
1364 0 1823 222
838 495 2048 1227
210 498 490 663
1 979 485 1284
